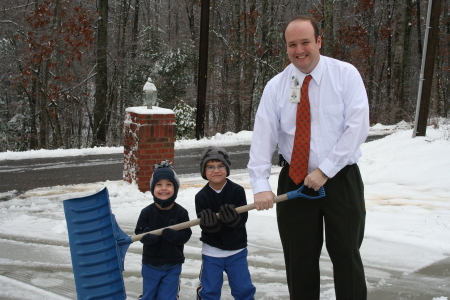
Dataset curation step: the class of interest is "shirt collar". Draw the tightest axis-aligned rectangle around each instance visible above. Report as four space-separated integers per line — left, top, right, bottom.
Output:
208 180 227 193
309 55 324 86
291 55 324 86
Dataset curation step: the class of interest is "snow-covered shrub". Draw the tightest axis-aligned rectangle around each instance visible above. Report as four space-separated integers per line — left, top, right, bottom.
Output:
173 100 196 140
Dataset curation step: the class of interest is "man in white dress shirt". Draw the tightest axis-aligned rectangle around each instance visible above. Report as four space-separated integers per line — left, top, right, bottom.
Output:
247 15 369 299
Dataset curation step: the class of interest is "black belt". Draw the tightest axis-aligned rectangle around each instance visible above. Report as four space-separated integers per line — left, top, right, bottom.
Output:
279 154 356 175
279 154 289 167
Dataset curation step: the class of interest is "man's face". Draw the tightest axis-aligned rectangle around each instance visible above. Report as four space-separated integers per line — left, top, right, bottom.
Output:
285 20 322 74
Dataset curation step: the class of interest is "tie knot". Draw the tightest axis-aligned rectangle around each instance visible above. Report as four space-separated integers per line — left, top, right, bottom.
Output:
302 75 312 87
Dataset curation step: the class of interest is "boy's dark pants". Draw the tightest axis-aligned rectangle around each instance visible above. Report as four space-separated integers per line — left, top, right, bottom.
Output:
276 164 367 300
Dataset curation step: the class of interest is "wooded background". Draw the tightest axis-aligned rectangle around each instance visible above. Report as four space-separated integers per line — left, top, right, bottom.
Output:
1 0 449 151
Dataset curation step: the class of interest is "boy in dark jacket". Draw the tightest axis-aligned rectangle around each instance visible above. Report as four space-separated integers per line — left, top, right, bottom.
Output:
135 161 192 300
195 146 256 300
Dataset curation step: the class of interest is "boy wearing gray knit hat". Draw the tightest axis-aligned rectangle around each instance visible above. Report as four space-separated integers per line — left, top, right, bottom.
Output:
195 146 256 299
199 146 231 179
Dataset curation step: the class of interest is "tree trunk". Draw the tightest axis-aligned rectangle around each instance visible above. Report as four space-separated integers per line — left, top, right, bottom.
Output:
322 0 334 56
233 0 242 132
196 0 210 139
415 0 442 136
110 0 130 145
392 0 412 122
386 2 393 119
243 0 257 130
29 77 38 149
416 0 423 56
401 0 413 119
50 0 63 148
432 54 440 116
93 0 109 146
131 0 140 59
185 0 196 41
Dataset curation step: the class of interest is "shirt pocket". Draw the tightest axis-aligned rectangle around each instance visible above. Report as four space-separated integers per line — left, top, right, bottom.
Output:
323 104 345 132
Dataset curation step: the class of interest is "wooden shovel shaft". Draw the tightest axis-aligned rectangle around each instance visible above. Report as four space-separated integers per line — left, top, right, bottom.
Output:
131 193 289 242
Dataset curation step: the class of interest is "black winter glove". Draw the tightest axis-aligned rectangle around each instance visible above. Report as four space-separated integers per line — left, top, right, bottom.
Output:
162 219 183 244
162 228 182 244
140 233 160 245
219 204 241 227
198 209 221 233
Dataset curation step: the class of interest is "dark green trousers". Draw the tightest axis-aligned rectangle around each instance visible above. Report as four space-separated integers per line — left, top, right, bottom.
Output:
276 164 367 300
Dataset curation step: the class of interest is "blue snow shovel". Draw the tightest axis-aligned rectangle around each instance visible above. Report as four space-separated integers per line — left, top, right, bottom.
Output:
64 185 325 300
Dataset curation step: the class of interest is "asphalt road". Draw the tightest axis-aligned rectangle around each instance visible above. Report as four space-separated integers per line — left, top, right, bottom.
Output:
0 135 385 196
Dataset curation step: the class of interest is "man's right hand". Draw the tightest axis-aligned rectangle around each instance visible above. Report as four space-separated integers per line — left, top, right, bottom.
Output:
254 191 275 211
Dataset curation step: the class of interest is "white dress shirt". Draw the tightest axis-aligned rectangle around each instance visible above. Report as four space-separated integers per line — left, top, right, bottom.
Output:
248 55 370 194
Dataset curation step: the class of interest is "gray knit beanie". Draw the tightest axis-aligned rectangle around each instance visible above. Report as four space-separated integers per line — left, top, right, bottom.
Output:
199 146 231 180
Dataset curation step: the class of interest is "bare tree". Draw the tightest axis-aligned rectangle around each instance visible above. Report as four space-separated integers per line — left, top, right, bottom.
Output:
93 0 109 146
1 0 450 152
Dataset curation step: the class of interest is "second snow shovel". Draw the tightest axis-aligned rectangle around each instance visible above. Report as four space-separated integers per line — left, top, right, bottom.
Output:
64 184 325 300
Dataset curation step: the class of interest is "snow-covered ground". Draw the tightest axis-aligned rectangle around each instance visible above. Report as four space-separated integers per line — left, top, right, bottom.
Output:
0 122 449 299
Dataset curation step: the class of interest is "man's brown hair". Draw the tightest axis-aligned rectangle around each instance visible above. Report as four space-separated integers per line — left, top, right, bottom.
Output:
283 15 320 42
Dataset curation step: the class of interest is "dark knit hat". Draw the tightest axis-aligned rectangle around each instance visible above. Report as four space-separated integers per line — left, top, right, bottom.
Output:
150 161 180 208
199 146 231 180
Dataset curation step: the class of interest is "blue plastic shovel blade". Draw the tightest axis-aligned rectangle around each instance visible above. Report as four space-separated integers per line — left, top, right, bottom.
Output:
63 187 128 300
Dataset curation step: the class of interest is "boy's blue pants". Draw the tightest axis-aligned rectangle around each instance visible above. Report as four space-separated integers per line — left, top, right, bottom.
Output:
141 263 181 300
197 248 255 300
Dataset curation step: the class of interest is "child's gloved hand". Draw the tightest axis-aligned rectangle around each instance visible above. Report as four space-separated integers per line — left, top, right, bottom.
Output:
162 219 182 244
198 209 221 233
219 204 241 227
162 228 182 243
140 233 160 245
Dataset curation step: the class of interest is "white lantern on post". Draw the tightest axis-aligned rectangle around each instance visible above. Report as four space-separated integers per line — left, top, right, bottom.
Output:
143 77 157 109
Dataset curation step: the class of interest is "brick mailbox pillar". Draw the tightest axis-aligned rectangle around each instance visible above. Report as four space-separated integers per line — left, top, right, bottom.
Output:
123 106 176 193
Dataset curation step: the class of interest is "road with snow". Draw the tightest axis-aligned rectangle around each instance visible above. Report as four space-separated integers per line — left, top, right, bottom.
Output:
0 136 387 195
1 145 274 195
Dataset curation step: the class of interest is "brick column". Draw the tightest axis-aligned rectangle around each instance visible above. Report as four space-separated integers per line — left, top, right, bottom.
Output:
123 107 176 193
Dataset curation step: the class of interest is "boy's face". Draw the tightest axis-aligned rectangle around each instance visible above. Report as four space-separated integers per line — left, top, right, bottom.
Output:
205 160 227 187
153 179 174 200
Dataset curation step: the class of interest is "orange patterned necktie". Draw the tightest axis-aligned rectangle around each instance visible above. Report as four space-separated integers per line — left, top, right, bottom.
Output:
289 75 313 185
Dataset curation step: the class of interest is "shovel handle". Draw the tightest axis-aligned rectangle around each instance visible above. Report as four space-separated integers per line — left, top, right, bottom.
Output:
131 194 287 242
131 219 200 242
131 185 324 242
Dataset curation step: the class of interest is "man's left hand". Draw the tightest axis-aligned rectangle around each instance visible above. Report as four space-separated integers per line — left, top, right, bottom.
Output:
303 169 328 191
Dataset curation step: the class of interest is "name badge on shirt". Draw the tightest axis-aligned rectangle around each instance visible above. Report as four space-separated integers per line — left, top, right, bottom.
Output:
289 76 300 103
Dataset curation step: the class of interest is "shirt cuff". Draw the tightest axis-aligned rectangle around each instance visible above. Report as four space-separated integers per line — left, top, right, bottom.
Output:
250 179 273 195
318 158 341 179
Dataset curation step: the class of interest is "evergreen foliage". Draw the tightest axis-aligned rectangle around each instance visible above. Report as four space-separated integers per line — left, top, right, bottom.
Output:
173 100 196 140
